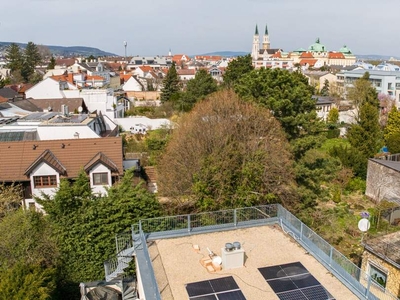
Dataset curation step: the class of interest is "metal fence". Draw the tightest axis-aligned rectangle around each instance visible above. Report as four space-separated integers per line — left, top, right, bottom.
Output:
277 205 399 300
105 204 399 300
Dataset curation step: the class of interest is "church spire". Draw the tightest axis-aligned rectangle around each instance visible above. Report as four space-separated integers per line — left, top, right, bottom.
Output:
262 23 270 50
265 24 268 35
255 24 258 35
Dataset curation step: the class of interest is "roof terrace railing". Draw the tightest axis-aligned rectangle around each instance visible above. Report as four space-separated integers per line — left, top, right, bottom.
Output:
105 204 399 300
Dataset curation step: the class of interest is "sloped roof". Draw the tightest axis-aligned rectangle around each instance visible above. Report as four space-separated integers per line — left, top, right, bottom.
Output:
299 59 318 66
25 149 67 175
300 52 314 59
177 69 196 76
29 98 86 113
84 152 119 172
0 137 123 182
328 52 345 59
0 87 18 99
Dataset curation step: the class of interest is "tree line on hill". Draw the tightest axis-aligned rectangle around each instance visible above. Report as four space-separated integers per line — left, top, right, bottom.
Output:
2 54 400 299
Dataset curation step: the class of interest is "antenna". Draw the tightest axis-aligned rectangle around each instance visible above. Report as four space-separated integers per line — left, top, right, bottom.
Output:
123 41 127 60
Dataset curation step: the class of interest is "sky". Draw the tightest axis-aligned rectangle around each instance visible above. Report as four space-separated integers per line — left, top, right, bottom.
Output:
1 0 399 57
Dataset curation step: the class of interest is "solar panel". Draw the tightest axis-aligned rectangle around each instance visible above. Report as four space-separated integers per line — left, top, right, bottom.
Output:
185 276 246 300
258 262 335 300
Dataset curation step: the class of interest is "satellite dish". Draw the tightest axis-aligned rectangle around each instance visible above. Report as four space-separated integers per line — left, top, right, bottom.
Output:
78 106 83 113
358 219 371 232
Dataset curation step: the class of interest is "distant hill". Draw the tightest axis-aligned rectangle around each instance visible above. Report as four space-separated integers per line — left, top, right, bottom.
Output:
355 54 399 61
0 41 116 57
195 51 250 57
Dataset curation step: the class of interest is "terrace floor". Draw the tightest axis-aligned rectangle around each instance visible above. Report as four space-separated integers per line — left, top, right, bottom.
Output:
148 224 359 300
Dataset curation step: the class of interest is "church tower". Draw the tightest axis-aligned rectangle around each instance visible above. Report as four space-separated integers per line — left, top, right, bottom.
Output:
251 24 260 60
262 24 270 50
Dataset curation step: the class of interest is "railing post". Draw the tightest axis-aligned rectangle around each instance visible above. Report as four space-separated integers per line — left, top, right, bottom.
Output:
115 234 119 254
300 222 303 241
329 246 333 267
234 209 237 227
188 214 191 233
104 261 109 277
365 274 371 298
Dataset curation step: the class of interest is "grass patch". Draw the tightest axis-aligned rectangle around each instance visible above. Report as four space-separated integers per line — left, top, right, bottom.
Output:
320 138 350 153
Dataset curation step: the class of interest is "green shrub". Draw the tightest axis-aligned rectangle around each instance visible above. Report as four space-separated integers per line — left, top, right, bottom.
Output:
327 128 340 139
345 177 366 193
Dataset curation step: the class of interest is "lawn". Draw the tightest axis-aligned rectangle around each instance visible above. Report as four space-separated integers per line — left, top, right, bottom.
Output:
320 138 350 153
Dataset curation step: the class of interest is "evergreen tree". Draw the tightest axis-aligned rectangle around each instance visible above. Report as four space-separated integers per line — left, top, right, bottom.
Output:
21 42 42 82
47 56 56 70
160 62 180 103
346 75 382 164
223 54 253 88
384 106 400 153
5 43 23 73
235 68 325 158
320 79 330 96
327 107 339 124
178 69 218 111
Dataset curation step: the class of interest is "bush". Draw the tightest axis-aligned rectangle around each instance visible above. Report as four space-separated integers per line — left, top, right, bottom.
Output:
345 177 366 193
326 128 340 139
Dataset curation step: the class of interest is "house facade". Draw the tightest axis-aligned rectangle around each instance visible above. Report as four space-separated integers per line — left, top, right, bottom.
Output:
0 137 123 210
362 231 400 297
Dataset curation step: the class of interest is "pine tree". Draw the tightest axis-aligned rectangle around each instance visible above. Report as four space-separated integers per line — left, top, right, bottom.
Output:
21 42 42 82
178 69 218 111
320 79 330 96
384 106 400 153
47 56 56 70
160 62 180 103
5 43 23 72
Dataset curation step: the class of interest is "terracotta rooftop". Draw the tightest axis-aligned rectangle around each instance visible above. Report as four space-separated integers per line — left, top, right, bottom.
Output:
300 59 318 67
0 137 123 182
328 52 345 59
300 52 315 59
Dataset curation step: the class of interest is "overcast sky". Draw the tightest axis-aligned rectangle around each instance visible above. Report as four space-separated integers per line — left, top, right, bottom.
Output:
1 0 399 57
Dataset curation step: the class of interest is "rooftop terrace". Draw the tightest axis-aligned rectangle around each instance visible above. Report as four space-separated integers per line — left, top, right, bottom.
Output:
104 205 399 300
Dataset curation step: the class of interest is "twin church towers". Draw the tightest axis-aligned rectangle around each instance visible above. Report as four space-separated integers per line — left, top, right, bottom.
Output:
251 24 270 60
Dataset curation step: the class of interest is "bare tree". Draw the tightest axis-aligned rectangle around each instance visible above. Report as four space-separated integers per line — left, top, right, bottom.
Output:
157 90 297 210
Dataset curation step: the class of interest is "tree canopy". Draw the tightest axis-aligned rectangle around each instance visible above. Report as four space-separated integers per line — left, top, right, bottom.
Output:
157 90 297 211
37 169 162 297
222 54 253 88
160 62 180 103
234 68 325 158
178 69 218 111
384 106 400 153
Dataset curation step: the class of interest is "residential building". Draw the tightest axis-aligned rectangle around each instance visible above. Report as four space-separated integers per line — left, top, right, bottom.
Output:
0 137 123 209
0 111 118 141
25 77 80 99
336 69 400 107
362 231 400 297
81 205 397 299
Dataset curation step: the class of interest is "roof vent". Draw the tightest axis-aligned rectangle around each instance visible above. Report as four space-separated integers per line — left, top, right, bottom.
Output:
233 242 241 250
225 243 234 252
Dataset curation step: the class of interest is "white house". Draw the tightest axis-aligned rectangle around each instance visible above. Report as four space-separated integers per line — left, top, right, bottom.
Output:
115 116 172 132
0 137 123 210
25 77 80 99
122 76 144 92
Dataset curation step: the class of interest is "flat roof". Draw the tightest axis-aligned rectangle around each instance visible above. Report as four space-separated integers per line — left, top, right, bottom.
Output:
150 225 358 300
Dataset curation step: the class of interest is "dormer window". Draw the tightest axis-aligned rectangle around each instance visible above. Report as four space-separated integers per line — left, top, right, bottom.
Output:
34 175 57 188
93 173 109 185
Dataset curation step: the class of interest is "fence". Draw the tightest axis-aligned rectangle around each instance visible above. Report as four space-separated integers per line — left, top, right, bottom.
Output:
277 205 399 300
105 205 399 300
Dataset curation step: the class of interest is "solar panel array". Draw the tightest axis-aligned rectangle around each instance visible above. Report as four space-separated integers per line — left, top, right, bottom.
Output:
258 262 335 300
185 276 246 300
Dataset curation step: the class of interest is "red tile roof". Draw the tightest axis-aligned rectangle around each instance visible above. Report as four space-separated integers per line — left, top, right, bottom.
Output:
328 52 345 59
271 52 282 58
0 137 123 182
86 75 105 81
139 66 153 72
300 52 314 59
177 69 196 76
299 59 318 67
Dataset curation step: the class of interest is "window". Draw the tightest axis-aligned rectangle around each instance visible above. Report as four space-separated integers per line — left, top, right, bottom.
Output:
369 263 387 288
93 173 109 185
33 175 57 188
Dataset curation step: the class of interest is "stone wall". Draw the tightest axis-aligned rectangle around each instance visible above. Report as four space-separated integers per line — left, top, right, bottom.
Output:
365 160 400 203
361 250 400 297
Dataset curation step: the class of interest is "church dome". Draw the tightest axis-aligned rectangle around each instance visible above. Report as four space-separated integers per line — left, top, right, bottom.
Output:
308 38 326 52
339 45 352 55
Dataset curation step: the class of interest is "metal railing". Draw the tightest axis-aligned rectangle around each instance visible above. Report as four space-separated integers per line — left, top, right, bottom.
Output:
104 205 399 300
277 205 399 300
